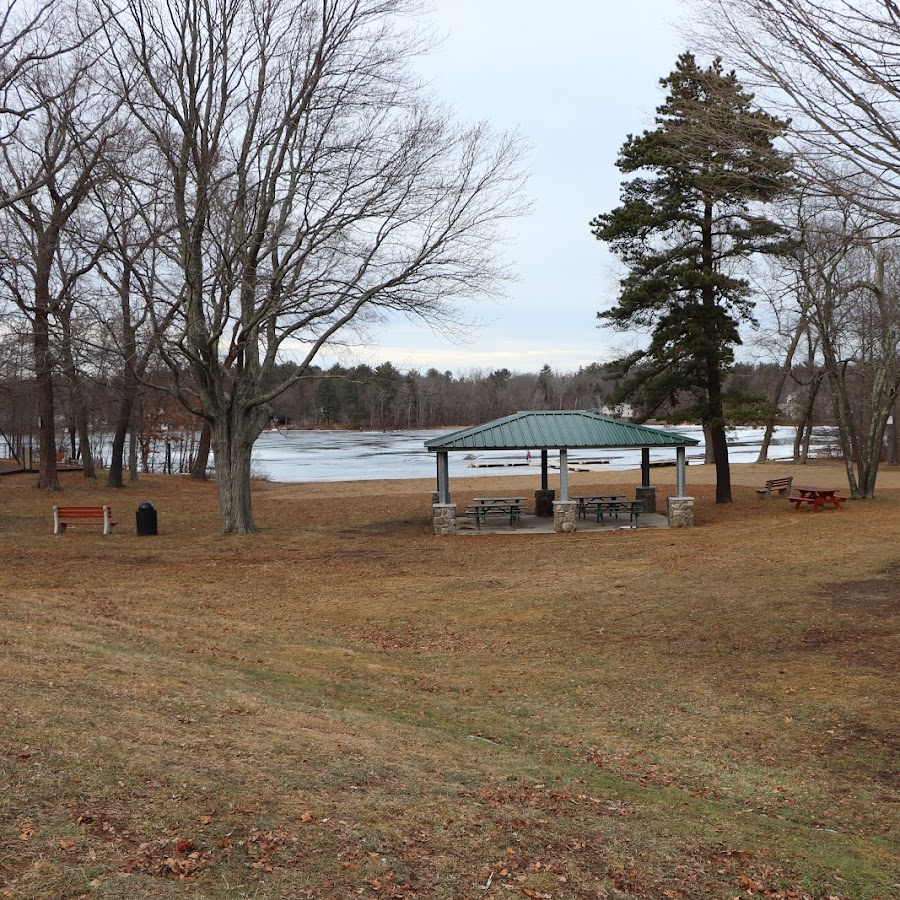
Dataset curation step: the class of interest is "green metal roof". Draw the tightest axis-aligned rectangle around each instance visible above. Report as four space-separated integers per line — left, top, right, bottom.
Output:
425 410 700 452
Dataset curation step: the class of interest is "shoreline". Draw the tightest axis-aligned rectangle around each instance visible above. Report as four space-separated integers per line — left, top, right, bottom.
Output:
258 459 900 500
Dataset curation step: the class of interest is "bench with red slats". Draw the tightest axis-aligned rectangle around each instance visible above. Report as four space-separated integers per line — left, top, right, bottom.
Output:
53 505 118 535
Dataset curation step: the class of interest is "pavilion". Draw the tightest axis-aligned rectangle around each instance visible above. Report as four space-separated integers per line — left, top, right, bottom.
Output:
424 409 700 534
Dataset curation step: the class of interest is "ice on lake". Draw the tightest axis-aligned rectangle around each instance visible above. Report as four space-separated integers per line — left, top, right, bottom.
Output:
251 425 833 483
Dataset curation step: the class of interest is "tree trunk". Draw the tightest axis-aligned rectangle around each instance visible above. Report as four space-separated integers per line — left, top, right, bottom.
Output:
128 422 139 482
757 317 807 463
822 362 861 498
58 333 96 479
700 198 732 503
757 423 774 465
32 307 59 491
704 358 732 504
710 422 732 503
792 370 822 463
107 392 133 488
107 273 140 488
190 419 211 480
888 398 899 465
856 301 900 496
857 368 900 498
140 434 151 474
77 415 95 478
211 424 258 534
703 424 715 463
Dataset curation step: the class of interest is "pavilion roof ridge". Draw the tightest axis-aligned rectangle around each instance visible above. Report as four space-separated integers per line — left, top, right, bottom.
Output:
425 409 699 451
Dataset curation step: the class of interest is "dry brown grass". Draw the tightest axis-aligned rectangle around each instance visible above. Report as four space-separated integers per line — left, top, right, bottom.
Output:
0 462 898 899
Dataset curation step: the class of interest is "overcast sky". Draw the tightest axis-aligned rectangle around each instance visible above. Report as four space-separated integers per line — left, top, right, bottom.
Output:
320 0 688 375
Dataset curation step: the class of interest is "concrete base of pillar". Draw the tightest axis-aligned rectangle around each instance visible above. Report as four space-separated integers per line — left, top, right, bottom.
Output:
667 496 694 528
432 503 457 535
553 500 578 533
635 484 656 514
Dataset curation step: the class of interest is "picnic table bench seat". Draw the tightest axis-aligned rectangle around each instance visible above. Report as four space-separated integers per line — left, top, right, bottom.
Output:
595 499 643 525
576 498 644 525
53 505 118 535
786 494 847 511
574 495 625 518
756 476 793 498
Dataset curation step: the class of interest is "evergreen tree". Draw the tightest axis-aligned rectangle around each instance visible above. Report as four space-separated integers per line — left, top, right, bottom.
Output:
591 53 792 502
315 377 342 425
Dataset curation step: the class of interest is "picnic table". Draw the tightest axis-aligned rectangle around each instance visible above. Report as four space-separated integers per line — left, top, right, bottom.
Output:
467 497 525 529
572 495 625 519
573 495 643 525
787 486 847 512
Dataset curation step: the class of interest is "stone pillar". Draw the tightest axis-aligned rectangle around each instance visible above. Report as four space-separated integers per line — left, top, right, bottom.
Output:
667 496 694 528
432 503 457 535
635 485 656 514
553 500 578 534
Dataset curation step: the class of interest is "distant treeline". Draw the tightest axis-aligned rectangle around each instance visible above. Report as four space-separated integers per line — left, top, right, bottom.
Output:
267 359 830 431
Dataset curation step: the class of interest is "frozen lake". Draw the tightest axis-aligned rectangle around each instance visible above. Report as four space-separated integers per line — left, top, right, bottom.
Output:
251 425 833 483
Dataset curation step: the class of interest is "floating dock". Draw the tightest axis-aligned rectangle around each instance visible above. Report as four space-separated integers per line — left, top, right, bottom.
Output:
468 458 612 469
466 460 531 468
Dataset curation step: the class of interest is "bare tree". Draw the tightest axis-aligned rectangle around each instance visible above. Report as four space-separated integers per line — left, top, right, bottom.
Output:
784 199 900 496
0 2 103 206
86 164 182 489
96 0 528 533
696 0 900 494
751 195 820 464
696 2 900 204
52 219 108 478
0 48 120 489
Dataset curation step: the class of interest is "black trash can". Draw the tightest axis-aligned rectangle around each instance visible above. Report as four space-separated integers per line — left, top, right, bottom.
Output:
136 501 158 536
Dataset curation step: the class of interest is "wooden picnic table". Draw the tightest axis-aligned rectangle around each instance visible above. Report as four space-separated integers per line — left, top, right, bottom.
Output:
468 497 526 529
787 486 847 512
572 495 625 518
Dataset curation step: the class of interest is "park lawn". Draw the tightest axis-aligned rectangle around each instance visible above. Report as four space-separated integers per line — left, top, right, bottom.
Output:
0 467 897 899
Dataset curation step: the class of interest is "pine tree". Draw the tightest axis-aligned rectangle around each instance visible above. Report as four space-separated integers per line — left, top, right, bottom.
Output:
591 53 792 502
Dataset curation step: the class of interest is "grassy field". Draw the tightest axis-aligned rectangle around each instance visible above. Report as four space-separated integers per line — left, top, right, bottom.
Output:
0 462 897 899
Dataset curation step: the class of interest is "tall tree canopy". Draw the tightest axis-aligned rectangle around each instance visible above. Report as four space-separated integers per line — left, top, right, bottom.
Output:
92 0 527 533
693 0 900 498
591 53 792 502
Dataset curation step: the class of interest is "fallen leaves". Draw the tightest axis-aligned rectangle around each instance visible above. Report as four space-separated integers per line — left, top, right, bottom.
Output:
122 838 207 880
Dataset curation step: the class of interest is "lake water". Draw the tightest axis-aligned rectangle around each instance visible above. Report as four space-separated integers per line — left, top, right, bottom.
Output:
251 425 834 483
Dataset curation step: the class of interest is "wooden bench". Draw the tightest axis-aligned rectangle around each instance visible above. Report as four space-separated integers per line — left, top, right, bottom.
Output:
53 505 118 535
756 476 793 499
